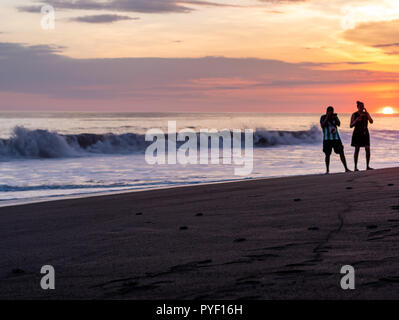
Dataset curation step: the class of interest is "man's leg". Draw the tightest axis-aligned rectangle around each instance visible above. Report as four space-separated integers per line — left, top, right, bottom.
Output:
354 146 360 171
325 154 330 174
365 146 373 170
340 152 351 172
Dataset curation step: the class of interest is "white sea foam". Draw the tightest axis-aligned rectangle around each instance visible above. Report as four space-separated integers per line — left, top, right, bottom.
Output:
0 112 397 205
0 125 322 160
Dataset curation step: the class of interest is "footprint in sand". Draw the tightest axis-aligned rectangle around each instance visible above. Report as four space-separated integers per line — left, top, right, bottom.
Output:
12 268 25 275
234 238 246 243
294 198 301 202
346 187 353 190
179 226 188 230
236 279 262 286
308 226 319 231
135 212 143 216
368 229 391 237
245 253 278 261
367 237 385 241
391 206 399 211
379 276 399 283
388 184 395 187
195 213 203 217
274 270 306 276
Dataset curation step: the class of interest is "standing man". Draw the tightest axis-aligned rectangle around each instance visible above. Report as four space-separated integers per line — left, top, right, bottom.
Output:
350 101 374 171
320 106 351 174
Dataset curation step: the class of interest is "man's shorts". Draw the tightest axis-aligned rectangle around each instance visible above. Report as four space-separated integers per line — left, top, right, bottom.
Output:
323 139 344 155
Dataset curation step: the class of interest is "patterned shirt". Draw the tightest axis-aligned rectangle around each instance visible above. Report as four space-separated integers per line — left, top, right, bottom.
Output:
320 115 341 141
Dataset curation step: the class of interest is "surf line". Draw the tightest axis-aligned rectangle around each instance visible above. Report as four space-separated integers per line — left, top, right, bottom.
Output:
145 121 253 176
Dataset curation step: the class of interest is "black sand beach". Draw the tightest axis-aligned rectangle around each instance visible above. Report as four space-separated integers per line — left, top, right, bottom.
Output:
1 168 399 299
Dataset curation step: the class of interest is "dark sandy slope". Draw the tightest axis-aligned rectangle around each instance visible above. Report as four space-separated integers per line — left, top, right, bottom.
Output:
1 168 399 299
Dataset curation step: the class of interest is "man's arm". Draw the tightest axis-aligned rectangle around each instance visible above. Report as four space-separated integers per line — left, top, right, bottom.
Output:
365 108 374 124
320 115 329 128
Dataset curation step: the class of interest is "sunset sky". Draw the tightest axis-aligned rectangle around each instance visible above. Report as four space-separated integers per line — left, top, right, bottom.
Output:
1 0 399 112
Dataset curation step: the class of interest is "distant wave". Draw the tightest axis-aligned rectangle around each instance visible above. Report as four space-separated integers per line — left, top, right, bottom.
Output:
0 126 321 160
0 126 147 159
254 126 320 146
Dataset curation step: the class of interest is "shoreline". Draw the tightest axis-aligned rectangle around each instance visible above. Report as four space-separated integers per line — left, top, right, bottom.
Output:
0 168 388 209
0 172 316 208
1 167 399 299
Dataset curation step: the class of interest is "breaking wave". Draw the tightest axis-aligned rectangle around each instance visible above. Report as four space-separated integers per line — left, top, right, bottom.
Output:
254 126 320 146
0 126 321 160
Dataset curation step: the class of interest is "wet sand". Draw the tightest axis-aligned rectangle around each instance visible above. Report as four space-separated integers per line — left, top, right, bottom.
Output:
1 168 399 299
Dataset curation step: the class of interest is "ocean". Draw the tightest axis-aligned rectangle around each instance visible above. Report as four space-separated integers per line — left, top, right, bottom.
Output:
0 112 398 206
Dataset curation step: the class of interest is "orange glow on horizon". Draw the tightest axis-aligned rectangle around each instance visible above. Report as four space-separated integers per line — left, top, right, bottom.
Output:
381 106 395 114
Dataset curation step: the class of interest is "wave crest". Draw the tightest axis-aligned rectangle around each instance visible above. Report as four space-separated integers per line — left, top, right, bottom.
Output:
0 126 321 160
254 125 320 146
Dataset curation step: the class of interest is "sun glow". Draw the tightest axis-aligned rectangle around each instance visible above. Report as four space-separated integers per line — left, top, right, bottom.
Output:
382 106 395 114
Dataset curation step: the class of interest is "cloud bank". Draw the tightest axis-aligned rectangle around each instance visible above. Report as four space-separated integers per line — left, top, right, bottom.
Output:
71 14 139 23
1 42 399 111
18 0 240 14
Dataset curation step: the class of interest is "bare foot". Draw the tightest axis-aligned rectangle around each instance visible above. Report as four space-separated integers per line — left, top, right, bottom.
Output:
367 167 374 170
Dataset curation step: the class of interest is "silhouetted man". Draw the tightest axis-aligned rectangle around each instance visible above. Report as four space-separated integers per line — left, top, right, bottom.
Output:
350 101 374 171
320 106 351 174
